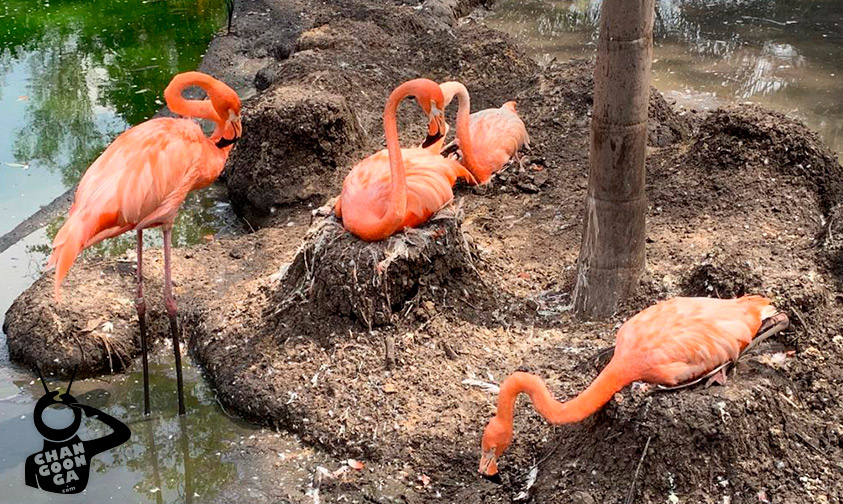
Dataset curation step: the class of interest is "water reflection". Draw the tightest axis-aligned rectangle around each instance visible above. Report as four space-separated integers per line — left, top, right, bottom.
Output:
0 362 246 503
0 0 231 246
488 0 843 158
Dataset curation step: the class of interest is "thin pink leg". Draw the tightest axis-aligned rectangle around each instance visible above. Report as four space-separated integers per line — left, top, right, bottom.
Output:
136 230 151 415
163 227 186 416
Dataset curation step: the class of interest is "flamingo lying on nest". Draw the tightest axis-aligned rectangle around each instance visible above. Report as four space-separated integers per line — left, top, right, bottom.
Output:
48 71 242 416
478 295 789 482
335 78 474 241
425 81 529 185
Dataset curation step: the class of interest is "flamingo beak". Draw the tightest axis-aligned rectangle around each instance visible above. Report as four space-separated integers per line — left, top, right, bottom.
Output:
232 115 242 138
422 107 447 148
479 449 501 484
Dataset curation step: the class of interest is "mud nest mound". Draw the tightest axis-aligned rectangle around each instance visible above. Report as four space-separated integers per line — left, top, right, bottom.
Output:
269 202 491 332
225 86 369 227
687 105 843 211
529 373 840 503
3 260 149 378
680 249 764 299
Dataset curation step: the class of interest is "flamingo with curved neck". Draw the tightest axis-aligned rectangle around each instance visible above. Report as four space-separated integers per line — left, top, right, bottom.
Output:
432 81 529 185
336 79 471 241
479 296 789 480
48 71 242 417
164 71 242 147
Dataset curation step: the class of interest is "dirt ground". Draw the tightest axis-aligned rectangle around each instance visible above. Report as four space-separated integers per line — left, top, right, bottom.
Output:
5 0 843 502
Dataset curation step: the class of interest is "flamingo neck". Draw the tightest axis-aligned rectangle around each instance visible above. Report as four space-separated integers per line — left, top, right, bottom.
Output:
382 82 418 229
494 363 631 432
443 83 481 179
164 72 225 136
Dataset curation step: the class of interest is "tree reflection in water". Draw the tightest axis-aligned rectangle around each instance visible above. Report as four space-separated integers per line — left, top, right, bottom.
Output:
0 0 235 258
488 0 843 158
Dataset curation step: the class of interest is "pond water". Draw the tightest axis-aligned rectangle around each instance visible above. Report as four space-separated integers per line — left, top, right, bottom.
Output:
0 1 277 502
487 0 843 160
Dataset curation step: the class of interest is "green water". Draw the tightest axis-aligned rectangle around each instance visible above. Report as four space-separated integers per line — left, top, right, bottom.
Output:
0 1 265 502
488 0 843 160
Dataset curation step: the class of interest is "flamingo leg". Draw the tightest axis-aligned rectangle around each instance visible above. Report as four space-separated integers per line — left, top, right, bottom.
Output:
136 230 151 416
163 227 186 416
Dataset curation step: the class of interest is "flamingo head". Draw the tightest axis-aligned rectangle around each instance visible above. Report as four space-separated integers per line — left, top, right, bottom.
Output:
479 416 511 484
212 85 243 147
412 85 447 149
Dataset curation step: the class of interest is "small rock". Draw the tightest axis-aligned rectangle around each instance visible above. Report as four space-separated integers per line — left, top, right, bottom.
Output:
516 180 540 193
571 491 595 504
533 170 549 187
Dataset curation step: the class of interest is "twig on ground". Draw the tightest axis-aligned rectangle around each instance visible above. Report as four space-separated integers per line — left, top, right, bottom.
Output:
625 436 652 504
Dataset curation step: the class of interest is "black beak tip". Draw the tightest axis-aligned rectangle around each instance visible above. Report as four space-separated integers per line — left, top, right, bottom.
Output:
481 472 503 485
421 132 443 149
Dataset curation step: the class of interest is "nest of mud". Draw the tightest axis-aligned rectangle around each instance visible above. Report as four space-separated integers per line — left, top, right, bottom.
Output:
269 203 491 332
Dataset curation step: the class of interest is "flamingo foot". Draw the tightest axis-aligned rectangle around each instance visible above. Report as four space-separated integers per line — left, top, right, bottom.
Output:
631 382 652 394
705 367 729 388
515 152 529 171
739 313 789 357
312 197 337 221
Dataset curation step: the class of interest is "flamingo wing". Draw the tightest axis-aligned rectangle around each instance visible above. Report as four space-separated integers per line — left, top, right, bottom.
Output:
614 296 772 385
48 117 221 298
402 148 473 228
465 104 529 184
338 148 472 241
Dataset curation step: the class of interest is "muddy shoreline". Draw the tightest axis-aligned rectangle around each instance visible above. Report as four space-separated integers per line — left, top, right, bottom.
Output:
6 0 843 502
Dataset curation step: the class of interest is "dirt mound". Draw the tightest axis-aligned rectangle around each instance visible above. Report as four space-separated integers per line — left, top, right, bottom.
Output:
531 57 692 148
222 0 538 226
680 250 763 298
529 371 839 503
225 86 369 227
4 260 143 378
3 226 304 379
271 204 488 330
648 89 695 147
688 105 843 211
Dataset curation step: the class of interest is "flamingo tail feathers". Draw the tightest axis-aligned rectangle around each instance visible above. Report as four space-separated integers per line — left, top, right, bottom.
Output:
47 216 87 302
47 209 122 301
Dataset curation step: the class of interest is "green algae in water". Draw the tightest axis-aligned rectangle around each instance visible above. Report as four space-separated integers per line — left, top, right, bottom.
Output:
0 0 234 255
0 2 253 502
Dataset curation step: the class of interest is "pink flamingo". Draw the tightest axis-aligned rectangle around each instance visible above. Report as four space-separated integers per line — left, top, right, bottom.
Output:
434 81 529 185
335 78 474 241
479 296 789 481
47 71 242 416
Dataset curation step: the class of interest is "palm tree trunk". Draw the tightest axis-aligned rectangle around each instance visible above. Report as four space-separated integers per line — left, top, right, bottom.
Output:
572 0 655 319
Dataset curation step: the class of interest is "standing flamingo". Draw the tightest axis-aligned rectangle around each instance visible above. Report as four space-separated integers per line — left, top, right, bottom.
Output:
478 296 789 481
47 71 242 416
430 81 529 185
335 78 474 241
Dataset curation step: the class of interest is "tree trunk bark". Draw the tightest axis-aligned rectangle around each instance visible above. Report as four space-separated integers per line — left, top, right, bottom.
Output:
572 0 655 319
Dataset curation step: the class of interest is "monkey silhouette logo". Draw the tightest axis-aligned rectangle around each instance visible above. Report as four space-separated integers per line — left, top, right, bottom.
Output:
24 366 131 494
